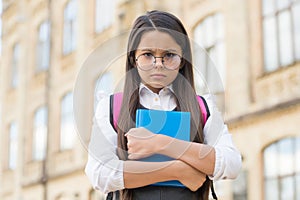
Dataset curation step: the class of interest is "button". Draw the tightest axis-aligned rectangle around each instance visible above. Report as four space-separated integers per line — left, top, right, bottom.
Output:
154 97 158 101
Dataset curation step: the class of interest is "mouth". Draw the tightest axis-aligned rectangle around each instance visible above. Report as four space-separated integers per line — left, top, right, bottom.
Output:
150 74 166 79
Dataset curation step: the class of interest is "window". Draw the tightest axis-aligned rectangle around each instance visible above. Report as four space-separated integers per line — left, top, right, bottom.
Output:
263 137 300 200
36 21 50 71
193 13 226 94
32 107 48 161
262 0 300 72
95 0 116 33
8 122 18 170
94 73 113 110
11 43 20 88
63 0 77 55
60 92 76 150
233 170 248 200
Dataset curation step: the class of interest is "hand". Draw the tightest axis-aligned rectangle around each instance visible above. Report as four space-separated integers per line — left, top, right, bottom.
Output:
175 160 207 191
125 127 160 160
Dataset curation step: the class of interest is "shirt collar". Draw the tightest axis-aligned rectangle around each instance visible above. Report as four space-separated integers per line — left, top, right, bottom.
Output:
139 83 174 96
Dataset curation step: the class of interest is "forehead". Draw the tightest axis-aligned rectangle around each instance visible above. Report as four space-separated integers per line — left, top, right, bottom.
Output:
137 30 182 52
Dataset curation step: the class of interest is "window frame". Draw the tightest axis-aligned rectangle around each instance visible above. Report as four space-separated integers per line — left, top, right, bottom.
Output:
193 13 226 94
261 0 300 73
94 0 116 33
11 43 20 89
36 20 51 72
63 0 77 55
263 137 300 200
60 92 76 151
8 122 18 170
32 106 48 161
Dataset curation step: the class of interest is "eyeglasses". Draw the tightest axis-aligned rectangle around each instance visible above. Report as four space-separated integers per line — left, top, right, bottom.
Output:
135 53 182 71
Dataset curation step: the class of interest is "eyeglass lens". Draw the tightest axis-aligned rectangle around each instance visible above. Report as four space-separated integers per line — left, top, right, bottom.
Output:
136 53 181 70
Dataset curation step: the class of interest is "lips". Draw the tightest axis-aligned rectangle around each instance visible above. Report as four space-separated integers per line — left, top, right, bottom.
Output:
150 74 166 78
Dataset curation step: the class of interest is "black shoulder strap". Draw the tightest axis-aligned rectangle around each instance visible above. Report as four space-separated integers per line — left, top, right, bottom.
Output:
109 94 117 132
106 191 119 200
199 96 217 199
106 192 113 200
211 181 218 199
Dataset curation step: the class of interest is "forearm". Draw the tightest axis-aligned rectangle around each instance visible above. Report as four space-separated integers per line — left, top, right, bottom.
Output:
123 160 178 189
157 135 215 175
125 127 215 176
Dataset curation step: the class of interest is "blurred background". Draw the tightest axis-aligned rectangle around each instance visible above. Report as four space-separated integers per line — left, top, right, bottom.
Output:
0 0 300 199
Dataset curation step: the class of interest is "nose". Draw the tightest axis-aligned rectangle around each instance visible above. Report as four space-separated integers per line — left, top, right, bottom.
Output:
154 57 164 68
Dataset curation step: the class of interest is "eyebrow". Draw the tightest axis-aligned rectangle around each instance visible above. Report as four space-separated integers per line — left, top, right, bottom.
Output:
138 48 180 53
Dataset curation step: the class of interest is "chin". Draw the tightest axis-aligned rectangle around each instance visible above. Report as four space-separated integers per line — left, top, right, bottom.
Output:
150 83 165 89
145 83 165 92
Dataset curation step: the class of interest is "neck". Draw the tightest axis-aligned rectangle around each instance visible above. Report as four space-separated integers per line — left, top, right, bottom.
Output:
144 84 163 94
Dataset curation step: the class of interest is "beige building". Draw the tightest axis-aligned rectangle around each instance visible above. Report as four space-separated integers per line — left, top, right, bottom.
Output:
0 0 300 200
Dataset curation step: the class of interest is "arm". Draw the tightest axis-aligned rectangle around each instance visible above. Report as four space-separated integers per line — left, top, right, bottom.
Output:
126 95 242 180
85 96 206 193
124 160 206 191
85 115 124 193
126 128 215 176
156 135 216 176
201 94 242 180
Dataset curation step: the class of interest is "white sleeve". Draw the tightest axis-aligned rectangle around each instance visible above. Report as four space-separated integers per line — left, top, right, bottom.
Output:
202 94 242 180
85 96 125 194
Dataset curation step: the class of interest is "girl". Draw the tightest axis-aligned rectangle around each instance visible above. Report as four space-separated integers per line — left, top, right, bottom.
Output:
85 10 242 200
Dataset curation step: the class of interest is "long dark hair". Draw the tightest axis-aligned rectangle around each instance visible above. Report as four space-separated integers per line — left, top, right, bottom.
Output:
117 10 210 200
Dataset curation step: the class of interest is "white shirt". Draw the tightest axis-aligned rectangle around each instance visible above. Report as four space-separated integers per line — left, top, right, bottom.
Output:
85 83 242 194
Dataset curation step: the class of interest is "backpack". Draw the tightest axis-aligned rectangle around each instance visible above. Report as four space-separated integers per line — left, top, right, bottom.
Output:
108 92 217 200
109 92 210 132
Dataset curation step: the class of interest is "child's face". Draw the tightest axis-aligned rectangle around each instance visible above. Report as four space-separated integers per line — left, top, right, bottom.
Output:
135 30 182 93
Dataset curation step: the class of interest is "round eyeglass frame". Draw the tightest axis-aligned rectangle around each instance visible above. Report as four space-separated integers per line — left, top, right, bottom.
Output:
135 54 182 71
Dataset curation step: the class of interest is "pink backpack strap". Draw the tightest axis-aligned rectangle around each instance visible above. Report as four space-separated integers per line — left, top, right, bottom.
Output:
196 96 210 125
109 92 123 131
110 93 210 131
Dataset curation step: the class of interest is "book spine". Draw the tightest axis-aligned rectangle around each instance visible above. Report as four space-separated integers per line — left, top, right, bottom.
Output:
135 109 141 127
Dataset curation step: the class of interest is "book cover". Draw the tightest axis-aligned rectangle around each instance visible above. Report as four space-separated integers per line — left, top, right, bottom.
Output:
135 109 191 187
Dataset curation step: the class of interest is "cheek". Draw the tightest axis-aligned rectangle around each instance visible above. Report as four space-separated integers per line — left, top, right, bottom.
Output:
162 71 179 86
168 71 179 81
137 70 148 82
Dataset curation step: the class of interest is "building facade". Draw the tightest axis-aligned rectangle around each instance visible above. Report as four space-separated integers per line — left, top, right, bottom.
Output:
0 0 299 200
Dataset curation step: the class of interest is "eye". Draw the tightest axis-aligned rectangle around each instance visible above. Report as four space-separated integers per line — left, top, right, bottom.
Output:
164 52 176 58
142 53 154 58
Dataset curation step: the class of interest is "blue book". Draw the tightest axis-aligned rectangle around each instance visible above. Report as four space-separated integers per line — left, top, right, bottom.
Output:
135 109 191 187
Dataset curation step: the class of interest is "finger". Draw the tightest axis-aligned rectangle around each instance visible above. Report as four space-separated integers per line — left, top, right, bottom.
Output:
128 153 144 160
128 153 136 160
125 132 132 137
125 133 135 139
125 129 133 137
127 140 131 148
